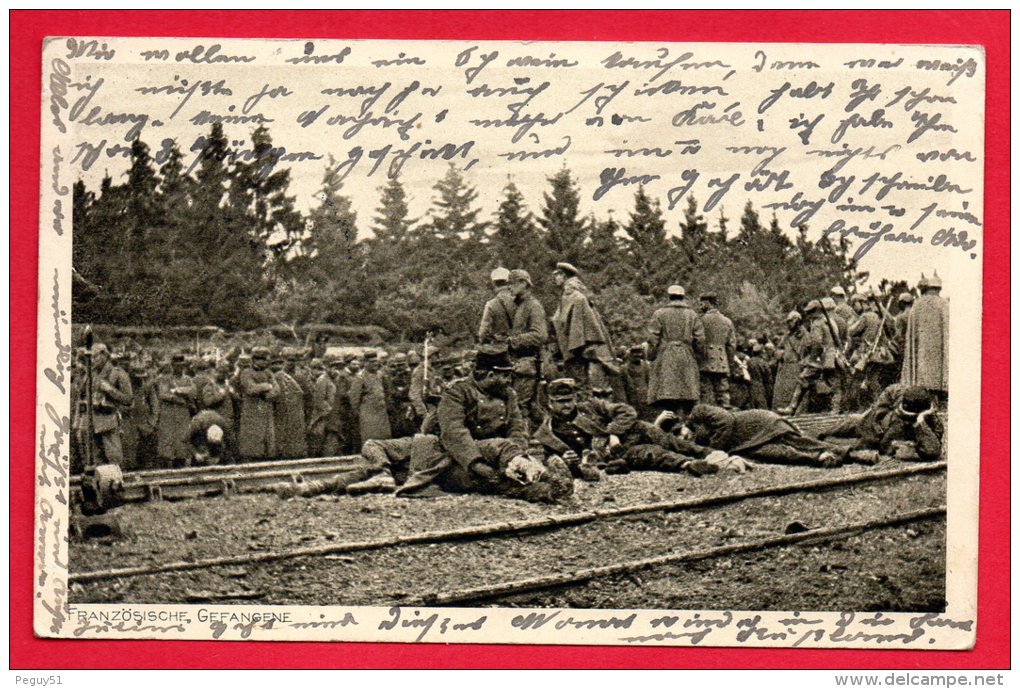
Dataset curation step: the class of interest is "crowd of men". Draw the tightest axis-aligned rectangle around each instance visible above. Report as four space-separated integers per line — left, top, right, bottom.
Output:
72 262 948 503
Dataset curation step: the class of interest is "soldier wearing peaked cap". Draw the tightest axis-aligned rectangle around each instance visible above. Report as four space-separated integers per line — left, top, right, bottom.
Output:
155 352 196 467
478 266 517 346
348 346 393 450
77 341 134 468
646 285 704 421
238 346 279 461
505 268 549 429
698 292 736 409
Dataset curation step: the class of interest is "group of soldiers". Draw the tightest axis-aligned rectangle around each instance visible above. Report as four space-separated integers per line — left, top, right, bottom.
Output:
72 262 948 504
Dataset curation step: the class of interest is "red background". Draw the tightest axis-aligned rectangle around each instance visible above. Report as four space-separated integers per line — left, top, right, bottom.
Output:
10 10 1009 669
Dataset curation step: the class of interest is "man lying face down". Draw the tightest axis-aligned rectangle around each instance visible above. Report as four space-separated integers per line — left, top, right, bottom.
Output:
680 403 853 468
533 378 720 478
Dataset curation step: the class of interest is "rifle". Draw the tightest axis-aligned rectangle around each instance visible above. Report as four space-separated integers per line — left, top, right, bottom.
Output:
83 325 96 469
817 302 849 371
422 330 433 392
856 294 895 382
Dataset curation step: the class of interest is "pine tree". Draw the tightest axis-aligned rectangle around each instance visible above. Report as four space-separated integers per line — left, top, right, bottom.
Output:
370 174 414 245
539 167 586 265
625 186 671 295
428 163 486 242
231 125 305 261
493 177 544 268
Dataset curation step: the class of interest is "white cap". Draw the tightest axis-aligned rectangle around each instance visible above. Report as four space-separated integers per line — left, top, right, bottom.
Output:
490 267 510 284
207 424 224 445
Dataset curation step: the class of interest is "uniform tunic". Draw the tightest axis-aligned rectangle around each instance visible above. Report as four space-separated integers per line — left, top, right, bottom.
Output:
646 302 704 404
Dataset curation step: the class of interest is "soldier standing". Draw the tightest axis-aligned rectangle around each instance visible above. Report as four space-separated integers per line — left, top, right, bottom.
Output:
772 311 806 410
901 274 949 406
698 293 736 408
781 300 839 414
123 360 158 469
348 351 393 450
830 286 856 335
78 343 133 467
272 355 308 459
308 358 339 457
478 267 515 345
550 262 617 391
237 347 279 462
155 353 196 468
621 345 651 420
646 285 704 420
506 269 549 428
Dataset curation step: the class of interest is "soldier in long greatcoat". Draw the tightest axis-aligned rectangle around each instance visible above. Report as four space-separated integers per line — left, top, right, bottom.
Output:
698 293 737 408
772 311 806 410
237 347 279 461
155 353 196 467
272 357 308 459
123 361 159 469
901 274 949 405
308 360 339 457
349 351 392 450
646 285 704 419
550 262 617 391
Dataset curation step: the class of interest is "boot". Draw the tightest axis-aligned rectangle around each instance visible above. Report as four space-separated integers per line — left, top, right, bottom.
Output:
346 472 397 496
779 388 804 416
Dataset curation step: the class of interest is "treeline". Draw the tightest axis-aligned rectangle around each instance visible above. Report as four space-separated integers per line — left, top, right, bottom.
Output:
73 123 864 344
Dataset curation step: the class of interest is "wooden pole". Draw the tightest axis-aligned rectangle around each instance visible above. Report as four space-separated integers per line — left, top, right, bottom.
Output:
415 505 947 606
70 462 945 584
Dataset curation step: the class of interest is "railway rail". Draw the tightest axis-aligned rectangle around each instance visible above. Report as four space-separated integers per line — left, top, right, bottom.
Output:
411 505 946 606
70 455 365 503
71 460 945 585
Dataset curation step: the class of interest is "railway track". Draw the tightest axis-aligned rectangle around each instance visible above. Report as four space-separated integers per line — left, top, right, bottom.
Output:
70 455 366 503
70 460 945 586
411 505 946 606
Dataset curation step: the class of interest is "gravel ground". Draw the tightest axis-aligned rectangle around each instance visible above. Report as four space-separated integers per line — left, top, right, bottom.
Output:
71 461 945 610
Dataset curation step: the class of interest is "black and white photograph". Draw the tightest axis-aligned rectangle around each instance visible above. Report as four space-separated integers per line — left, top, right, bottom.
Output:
35 36 981 647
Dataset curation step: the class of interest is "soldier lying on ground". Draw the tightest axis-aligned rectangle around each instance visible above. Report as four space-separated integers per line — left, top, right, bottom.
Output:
817 384 944 463
533 378 721 478
681 403 852 468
